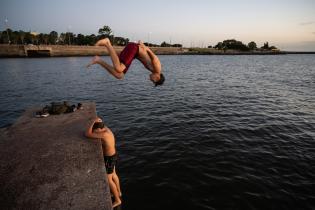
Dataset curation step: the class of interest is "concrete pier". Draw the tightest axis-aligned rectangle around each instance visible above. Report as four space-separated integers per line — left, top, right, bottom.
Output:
0 44 186 57
0 102 112 210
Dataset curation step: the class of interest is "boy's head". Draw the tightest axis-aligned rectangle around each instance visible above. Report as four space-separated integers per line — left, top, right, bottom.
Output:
92 122 105 132
150 73 165 87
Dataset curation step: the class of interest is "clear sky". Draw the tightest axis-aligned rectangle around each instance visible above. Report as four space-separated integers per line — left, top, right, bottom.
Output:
1 0 315 50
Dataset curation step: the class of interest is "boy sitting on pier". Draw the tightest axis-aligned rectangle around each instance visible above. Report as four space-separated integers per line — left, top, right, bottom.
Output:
87 38 165 86
85 117 122 208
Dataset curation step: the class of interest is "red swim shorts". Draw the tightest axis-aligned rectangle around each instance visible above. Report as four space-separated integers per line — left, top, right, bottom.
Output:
119 42 139 74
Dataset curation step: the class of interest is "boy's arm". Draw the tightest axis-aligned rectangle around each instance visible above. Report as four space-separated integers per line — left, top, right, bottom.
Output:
85 117 103 139
146 48 161 73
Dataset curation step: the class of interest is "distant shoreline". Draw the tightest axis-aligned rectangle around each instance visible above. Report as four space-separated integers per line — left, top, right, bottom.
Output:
0 44 314 58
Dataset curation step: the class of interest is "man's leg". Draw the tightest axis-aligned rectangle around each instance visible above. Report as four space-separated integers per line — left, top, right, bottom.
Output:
95 38 126 73
87 55 124 79
112 168 122 196
107 174 122 208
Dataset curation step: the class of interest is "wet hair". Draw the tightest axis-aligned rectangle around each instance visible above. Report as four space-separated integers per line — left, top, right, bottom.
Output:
154 73 165 87
92 122 105 131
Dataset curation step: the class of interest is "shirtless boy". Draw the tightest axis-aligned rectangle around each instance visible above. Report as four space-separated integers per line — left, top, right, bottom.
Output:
87 38 165 86
85 117 121 208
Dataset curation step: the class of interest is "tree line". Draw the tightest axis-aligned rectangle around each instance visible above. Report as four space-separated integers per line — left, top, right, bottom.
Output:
0 25 129 46
210 39 278 51
0 25 277 50
0 25 183 47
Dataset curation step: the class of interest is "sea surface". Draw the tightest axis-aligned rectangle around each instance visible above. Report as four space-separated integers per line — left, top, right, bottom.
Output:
0 55 314 210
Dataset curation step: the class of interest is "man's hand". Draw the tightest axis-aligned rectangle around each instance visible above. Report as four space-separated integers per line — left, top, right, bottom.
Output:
95 117 102 123
85 117 104 139
138 40 148 50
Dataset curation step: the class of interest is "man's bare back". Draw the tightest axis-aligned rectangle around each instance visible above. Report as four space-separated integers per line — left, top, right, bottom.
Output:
96 126 116 156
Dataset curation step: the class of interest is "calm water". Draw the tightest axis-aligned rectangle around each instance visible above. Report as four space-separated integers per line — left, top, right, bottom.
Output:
0 55 315 210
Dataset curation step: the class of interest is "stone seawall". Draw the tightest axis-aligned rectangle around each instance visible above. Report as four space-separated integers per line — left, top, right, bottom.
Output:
0 44 185 57
0 45 26 57
1 44 302 57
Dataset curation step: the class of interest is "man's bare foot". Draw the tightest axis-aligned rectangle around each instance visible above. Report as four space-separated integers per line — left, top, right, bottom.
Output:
112 199 122 208
138 40 145 47
86 55 101 68
95 38 110 46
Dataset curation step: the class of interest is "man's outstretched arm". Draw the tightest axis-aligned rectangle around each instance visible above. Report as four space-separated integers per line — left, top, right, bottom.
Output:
144 47 161 73
85 117 103 139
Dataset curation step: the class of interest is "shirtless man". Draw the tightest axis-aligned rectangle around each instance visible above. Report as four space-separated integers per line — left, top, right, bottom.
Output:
85 117 121 208
87 38 165 86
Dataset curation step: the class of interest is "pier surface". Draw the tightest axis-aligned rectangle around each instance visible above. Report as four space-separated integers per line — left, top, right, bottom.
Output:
0 102 112 210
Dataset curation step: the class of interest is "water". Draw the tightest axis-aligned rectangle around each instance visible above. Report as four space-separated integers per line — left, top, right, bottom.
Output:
0 55 315 210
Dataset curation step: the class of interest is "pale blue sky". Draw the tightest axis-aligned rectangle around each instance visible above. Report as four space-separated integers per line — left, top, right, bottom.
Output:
1 0 315 50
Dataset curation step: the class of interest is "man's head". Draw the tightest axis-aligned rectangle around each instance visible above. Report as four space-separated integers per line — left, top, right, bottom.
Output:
150 73 165 87
92 122 105 132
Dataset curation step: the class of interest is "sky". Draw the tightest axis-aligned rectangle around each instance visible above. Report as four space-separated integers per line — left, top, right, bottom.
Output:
1 0 315 51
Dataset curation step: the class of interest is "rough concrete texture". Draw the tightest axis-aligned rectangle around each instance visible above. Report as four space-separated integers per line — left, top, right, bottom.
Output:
0 102 112 210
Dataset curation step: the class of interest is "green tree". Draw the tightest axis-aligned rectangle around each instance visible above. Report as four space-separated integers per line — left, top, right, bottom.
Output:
65 32 74 45
113 37 129 46
19 30 25 44
98 25 112 38
223 39 249 51
90 34 98 45
5 28 13 44
248 41 257 50
262 42 269 50
215 39 249 51
172 44 182 47
49 31 58 44
38 33 45 44
86 34 97 45
0 31 3 43
161 41 171 47
10 31 20 44
76 33 86 45
59 33 66 45
42 34 49 45
24 32 32 44
214 42 223 50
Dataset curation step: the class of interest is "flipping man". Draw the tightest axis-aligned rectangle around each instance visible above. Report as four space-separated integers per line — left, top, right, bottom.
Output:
87 38 165 86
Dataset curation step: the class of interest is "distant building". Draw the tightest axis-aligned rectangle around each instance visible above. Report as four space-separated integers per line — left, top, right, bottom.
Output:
30 32 39 36
271 48 280 52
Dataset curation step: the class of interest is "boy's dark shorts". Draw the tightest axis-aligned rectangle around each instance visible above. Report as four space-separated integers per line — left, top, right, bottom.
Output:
104 153 118 174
